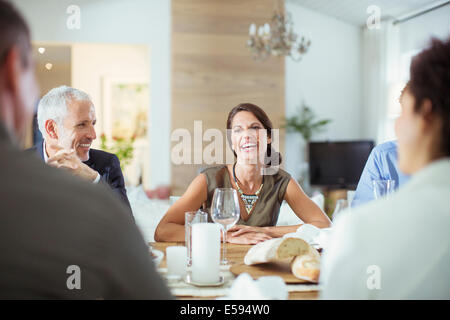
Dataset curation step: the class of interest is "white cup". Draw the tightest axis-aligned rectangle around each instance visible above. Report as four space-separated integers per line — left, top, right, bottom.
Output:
166 246 187 278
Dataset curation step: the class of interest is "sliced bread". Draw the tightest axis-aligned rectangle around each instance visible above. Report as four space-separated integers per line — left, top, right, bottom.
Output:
244 237 311 265
290 246 321 282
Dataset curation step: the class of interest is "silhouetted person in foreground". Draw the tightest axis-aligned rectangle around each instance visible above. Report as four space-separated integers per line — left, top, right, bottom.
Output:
0 0 171 299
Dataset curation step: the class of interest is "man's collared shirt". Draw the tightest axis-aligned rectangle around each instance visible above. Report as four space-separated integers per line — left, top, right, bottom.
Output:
42 140 101 184
351 140 410 207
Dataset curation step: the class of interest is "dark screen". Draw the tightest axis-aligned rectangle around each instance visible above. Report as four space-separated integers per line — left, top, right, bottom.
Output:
309 141 374 189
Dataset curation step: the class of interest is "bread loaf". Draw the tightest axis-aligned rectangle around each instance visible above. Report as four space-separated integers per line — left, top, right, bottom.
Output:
244 237 321 283
244 238 311 265
290 246 320 283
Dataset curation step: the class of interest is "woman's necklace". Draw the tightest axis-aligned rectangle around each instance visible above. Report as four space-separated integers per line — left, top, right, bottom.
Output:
232 163 264 216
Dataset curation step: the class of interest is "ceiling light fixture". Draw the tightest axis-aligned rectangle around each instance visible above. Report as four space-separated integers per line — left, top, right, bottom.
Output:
247 0 311 62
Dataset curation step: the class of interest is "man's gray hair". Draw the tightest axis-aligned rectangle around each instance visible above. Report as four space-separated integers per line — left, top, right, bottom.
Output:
37 85 92 135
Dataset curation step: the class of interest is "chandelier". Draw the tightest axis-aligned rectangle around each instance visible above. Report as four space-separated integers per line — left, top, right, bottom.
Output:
247 2 311 62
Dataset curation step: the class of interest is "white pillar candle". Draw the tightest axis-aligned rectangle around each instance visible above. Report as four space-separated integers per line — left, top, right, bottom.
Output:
191 223 221 284
166 246 187 277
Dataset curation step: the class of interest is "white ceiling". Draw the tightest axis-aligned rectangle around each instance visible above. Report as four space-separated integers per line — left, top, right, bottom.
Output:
287 0 449 26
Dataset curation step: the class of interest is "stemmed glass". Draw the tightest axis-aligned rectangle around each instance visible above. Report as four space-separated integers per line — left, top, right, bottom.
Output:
211 188 240 265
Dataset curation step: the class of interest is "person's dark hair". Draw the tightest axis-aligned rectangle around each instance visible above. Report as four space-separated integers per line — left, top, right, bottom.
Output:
0 0 31 68
226 103 282 166
409 37 450 156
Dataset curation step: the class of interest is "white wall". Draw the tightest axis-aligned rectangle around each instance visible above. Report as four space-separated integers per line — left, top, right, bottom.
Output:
285 3 363 181
399 5 450 54
14 0 171 188
70 43 149 136
361 5 450 145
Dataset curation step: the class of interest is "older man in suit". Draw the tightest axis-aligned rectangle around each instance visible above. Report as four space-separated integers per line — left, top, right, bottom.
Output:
0 0 170 299
29 85 131 212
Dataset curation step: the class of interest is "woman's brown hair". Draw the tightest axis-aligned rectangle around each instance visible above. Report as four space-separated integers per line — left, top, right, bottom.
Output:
409 37 450 156
226 103 282 166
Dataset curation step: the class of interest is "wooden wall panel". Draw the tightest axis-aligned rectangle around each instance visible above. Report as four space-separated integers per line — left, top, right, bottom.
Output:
171 0 285 195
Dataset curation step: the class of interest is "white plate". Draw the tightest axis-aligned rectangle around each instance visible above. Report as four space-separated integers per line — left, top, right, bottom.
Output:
184 273 225 287
150 249 164 267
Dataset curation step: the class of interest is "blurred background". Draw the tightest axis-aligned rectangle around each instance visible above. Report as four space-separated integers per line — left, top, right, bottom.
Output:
15 0 450 216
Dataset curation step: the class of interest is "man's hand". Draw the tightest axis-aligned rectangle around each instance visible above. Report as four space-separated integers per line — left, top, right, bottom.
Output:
227 225 272 245
47 147 98 182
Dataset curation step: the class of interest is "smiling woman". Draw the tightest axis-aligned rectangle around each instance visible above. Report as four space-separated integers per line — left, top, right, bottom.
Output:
226 103 282 168
155 103 331 244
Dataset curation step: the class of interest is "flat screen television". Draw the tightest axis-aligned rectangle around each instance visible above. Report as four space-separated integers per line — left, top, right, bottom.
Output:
309 140 374 189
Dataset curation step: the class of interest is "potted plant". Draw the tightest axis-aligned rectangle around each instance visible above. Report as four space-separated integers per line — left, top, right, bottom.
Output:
283 102 331 190
100 133 135 171
283 103 332 143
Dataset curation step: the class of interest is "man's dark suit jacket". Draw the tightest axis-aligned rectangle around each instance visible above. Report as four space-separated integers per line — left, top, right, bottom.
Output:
1 123 170 299
29 141 132 214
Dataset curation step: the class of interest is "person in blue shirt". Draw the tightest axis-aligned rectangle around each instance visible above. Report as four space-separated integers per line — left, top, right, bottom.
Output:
351 140 410 207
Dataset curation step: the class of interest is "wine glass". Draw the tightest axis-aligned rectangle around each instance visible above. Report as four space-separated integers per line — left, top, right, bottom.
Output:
211 188 240 265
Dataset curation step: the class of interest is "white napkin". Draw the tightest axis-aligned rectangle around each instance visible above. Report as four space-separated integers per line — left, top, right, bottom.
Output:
219 273 288 300
283 224 332 250
313 228 332 250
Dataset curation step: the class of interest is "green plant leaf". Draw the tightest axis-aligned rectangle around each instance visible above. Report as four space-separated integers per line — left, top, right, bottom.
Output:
283 103 332 141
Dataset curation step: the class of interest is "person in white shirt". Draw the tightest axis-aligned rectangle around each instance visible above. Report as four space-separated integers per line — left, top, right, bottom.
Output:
320 37 450 299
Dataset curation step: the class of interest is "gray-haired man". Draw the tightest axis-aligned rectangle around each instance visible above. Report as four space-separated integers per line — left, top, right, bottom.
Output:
29 85 131 211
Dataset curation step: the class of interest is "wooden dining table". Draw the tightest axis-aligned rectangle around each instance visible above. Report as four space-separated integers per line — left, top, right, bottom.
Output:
150 241 319 300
